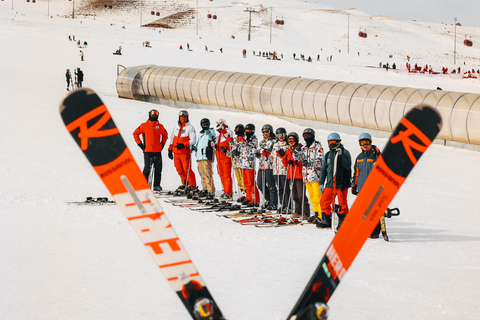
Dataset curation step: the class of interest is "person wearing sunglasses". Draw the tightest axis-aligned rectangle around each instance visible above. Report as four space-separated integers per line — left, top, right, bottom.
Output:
292 128 325 223
256 124 278 211
168 110 198 193
277 132 310 219
317 132 352 230
133 109 169 192
352 133 382 238
272 127 291 213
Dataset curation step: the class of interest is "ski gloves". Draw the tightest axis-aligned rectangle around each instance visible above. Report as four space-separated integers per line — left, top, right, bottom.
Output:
138 143 145 151
168 150 173 160
351 185 358 195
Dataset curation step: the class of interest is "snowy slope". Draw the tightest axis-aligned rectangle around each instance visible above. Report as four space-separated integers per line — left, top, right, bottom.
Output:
1 1 480 319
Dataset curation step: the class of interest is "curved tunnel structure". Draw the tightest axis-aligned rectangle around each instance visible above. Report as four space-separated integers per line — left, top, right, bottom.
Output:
116 65 480 149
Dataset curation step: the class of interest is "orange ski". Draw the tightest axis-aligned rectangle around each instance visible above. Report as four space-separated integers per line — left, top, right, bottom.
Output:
60 88 224 320
288 104 442 319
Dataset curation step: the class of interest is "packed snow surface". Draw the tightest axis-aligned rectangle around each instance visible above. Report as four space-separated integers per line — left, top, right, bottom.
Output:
1 0 480 319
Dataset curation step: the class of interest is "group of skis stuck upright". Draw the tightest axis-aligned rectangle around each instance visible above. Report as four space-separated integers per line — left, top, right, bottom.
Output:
62 88 442 320
129 108 399 237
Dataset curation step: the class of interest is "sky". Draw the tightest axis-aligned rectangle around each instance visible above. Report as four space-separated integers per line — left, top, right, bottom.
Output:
318 0 480 28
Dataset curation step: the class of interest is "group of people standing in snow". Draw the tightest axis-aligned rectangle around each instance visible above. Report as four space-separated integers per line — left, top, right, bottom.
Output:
65 68 84 91
133 109 383 236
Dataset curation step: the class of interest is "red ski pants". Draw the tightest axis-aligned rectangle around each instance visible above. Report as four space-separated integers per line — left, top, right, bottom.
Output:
217 157 232 196
320 187 349 215
243 169 260 203
174 154 196 187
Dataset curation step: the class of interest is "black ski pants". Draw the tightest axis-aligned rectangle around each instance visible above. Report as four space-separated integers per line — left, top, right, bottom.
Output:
290 179 310 216
256 169 278 206
143 152 163 187
275 174 291 210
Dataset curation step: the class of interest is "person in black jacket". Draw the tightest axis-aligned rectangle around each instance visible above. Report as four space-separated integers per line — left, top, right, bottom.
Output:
75 68 84 87
352 133 382 238
316 133 351 230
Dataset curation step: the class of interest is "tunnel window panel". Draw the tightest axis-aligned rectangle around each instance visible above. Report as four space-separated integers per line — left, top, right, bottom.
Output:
166 68 185 101
281 78 304 118
436 92 464 141
291 79 317 119
325 82 347 125
467 97 480 145
337 83 365 126
242 74 265 112
390 88 416 128
182 69 203 103
232 73 254 110
206 71 223 107
313 81 339 122
260 76 283 115
214 72 236 108
223 73 243 109
349 84 374 128
198 70 219 105
175 68 194 102
362 85 388 130
375 86 402 131
302 81 326 121
190 70 210 104
269 77 291 116
450 94 475 143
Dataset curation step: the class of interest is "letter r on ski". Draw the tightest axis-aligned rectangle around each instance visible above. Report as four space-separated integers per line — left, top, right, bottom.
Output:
390 118 431 165
66 105 119 150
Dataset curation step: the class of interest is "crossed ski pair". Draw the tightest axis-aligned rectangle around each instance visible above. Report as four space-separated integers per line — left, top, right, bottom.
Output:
61 88 441 320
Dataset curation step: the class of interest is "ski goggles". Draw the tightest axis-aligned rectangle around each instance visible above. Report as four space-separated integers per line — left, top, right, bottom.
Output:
276 133 286 139
303 133 314 139
245 129 253 133
262 129 270 134
287 138 296 143
149 110 159 117
328 140 340 148
359 139 371 146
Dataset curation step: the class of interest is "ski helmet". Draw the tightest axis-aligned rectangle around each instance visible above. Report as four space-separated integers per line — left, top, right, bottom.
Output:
216 118 226 130
234 124 245 136
327 132 341 149
245 123 255 135
327 132 341 141
261 124 273 134
303 128 315 139
149 109 159 121
275 127 287 139
178 110 189 122
200 118 210 130
358 132 372 142
287 132 299 144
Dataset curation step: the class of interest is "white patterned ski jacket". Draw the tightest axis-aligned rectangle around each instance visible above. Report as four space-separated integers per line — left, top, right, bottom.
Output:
293 140 325 183
257 136 276 170
235 135 258 170
271 140 288 175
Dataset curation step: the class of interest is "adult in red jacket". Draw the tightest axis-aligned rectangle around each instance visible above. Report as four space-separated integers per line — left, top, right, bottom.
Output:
133 109 168 191
168 110 197 191
215 118 234 199
277 132 310 218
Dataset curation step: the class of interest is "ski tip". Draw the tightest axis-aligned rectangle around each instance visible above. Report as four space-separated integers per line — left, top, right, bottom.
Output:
59 88 98 113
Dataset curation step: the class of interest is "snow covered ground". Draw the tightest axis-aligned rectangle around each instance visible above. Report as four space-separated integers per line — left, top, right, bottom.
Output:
1 0 480 319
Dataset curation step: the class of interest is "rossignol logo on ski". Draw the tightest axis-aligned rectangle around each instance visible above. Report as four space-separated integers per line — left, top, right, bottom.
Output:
66 104 119 150
390 117 431 165
99 157 133 178
374 165 400 188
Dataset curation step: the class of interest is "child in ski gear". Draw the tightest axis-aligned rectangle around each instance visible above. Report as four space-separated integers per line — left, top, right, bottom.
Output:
278 132 310 219
233 123 259 206
293 128 324 222
133 109 169 191
317 133 352 230
168 110 197 191
352 133 382 238
272 127 291 213
195 118 216 196
256 124 278 210
215 119 234 199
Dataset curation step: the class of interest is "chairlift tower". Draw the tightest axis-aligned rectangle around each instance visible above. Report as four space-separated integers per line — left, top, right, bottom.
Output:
245 7 256 41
